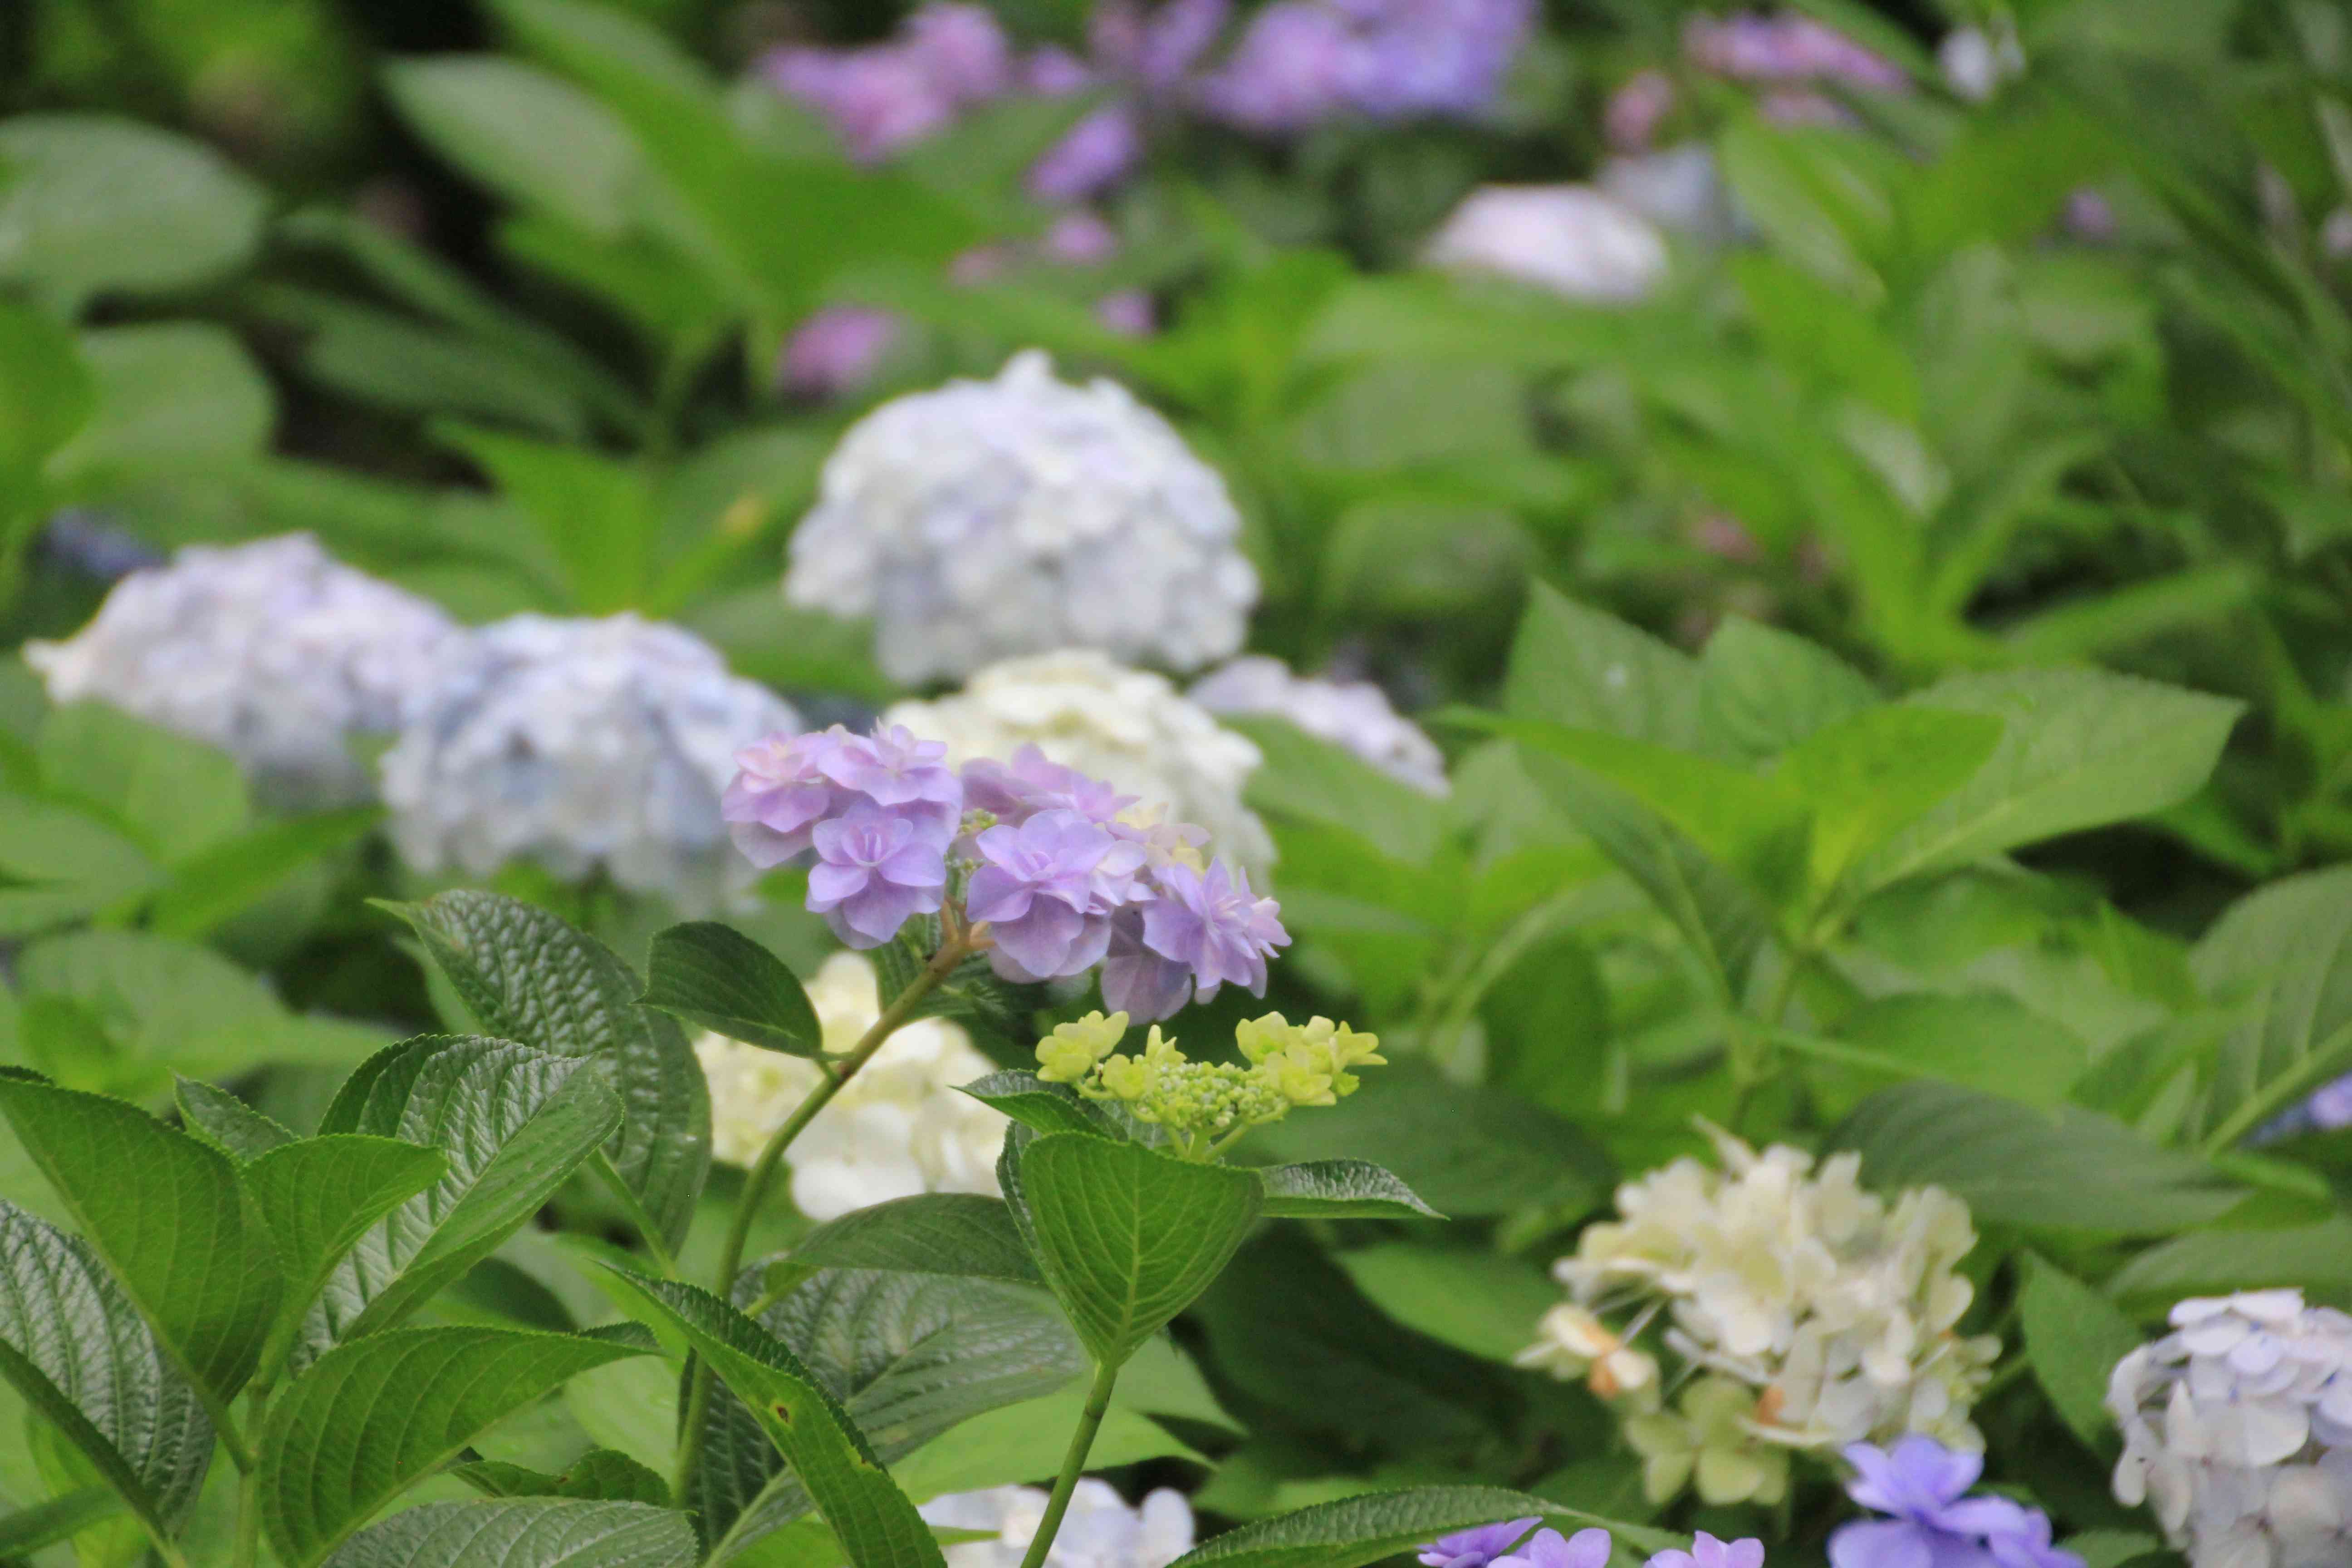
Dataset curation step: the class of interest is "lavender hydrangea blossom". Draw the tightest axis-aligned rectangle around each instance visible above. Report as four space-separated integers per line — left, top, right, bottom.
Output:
1192 0 1533 132
1831 1439 2082 1568
1417 1523 1764 1568
1419 1520 1538 1568
965 809 1134 979
1647 1539 1764 1568
808 804 953 946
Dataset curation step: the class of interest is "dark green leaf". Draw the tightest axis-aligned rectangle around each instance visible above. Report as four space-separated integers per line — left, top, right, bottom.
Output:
2021 1254 2142 1456
382 57 641 238
147 807 382 937
386 891 710 1254
319 1499 697 1568
641 922 823 1058
258 1326 652 1568
174 1076 296 1162
240 1136 450 1379
789 1195 1041 1284
1164 1486 1677 1568
451 1449 671 1506
2187 867 2352 1148
1257 1161 1441 1220
0 1075 280 1404
0 1484 125 1556
958 1072 1113 1140
1019 1134 1263 1368
1335 1245 1560 1364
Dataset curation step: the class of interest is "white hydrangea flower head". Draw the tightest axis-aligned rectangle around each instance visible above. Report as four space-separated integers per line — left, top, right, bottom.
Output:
1521 1126 1996 1482
886 649 1275 872
921 1481 1193 1568
380 613 797 913
1423 185 1669 303
22 533 455 807
1189 656 1449 797
695 951 1008 1221
2108 1289 2352 1568
786 350 1258 684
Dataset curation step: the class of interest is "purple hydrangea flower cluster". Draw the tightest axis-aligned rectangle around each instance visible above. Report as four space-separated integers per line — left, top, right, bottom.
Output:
1831 1439 2084 1568
1191 0 1534 134
1418 1521 1762 1568
724 728 1287 1013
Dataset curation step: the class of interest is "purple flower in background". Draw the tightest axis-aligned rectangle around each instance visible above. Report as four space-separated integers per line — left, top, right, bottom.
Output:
1984 1512 2081 1568
763 2 1010 162
1029 103 1146 202
1831 1440 2081 1568
1193 0 1530 132
1191 0 1356 131
967 809 1125 979
963 744 1137 826
1419 1519 1538 1568
1646 1537 1764 1568
903 1 1014 101
724 726 863 866
1683 11 1906 91
807 802 950 946
780 307 901 400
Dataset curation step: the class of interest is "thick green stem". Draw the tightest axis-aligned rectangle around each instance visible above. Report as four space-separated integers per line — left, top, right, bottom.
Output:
230 1454 261 1568
671 931 970 1501
1015 1361 1121 1568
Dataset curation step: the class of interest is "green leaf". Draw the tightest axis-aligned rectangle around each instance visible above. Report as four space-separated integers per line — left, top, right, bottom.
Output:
0 1202 212 1544
1164 1487 1677 1568
1503 585 1709 753
0 298 92 481
0 115 266 312
0 795 156 937
1777 706 2005 896
450 1449 671 1506
1257 1161 1441 1220
174 1076 296 1161
2107 1220 2352 1304
0 1074 281 1405
47 323 275 493
0 1484 126 1557
958 1072 1116 1140
386 891 710 1254
1853 669 2244 894
259 1325 652 1568
1697 617 1880 760
302 1037 622 1363
640 922 823 1058
602 1270 946 1568
241 1136 450 1379
2187 867 2352 1148
1815 992 2090 1113
789 1195 1042 1284
1018 1134 1262 1369
147 807 382 937
1334 1245 1560 1364
2020 1254 2142 1456
34 703 246 862
1828 1082 2242 1234
1226 716 1446 867
437 424 656 612
382 57 642 238
319 1498 697 1568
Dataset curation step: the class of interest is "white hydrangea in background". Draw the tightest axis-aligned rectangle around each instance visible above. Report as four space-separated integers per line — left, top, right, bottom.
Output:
1190 655 1449 796
886 648 1274 872
785 351 1258 684
695 951 1007 1220
2109 1289 2352 1568
1423 185 1669 303
922 1482 1192 1568
23 532 455 807
1519 1127 1996 1505
381 613 797 913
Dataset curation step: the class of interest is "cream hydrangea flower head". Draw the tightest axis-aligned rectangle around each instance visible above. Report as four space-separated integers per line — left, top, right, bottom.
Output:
885 649 1274 872
381 613 797 912
920 1480 1192 1568
1422 185 1669 303
695 951 1008 1221
2108 1288 2352 1568
23 533 455 807
786 350 1257 683
1520 1126 1995 1493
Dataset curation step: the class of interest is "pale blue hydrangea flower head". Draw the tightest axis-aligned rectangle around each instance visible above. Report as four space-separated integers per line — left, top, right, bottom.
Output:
1190 656 1448 795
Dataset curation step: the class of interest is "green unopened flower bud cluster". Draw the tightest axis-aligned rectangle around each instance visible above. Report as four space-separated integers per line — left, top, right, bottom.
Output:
1034 1009 1385 1158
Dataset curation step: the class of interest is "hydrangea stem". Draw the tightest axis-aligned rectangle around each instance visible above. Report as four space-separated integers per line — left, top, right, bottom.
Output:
671 926 972 1502
1016 1360 1122 1568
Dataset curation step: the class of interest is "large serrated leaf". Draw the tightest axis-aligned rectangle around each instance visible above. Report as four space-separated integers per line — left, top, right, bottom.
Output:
174 1076 295 1161
1504 585 1713 755
695 1264 1083 1560
451 1448 670 1506
958 1072 1117 1140
300 1037 622 1366
2187 867 2352 1147
386 892 710 1252
0 1074 280 1406
1019 1135 1263 1370
641 921 823 1057
320 1499 697 1568
1165 1486 1677 1568
789 1195 1041 1284
604 1271 946 1568
0 1202 212 1544
259 1326 652 1568
240 1136 448 1380
1257 1161 1441 1220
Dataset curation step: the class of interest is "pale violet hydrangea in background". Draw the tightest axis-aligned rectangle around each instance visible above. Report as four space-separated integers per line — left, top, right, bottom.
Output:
1190 655 1449 795
1520 1127 1997 1504
694 951 1007 1220
922 1482 1192 1568
1191 0 1534 133
1422 186 1669 303
23 532 455 808
380 613 797 912
789 355 1255 683
2108 1289 2352 1568
886 649 1274 873
1937 22 2025 103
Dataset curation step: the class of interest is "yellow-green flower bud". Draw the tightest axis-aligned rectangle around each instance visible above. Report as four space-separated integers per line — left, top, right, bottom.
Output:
1036 1010 1128 1083
1257 1045 1338 1107
1093 1053 1150 1102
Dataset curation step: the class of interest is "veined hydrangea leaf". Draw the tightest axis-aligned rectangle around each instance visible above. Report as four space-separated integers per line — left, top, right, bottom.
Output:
2187 866 2352 1147
1696 616 1881 760
958 1072 1115 1141
1163 1486 1679 1568
602 1269 945 1568
640 921 823 1057
173 1075 296 1162
1503 585 1715 756
1774 705 2005 897
449 1448 671 1507
2019 1253 2142 1456
1256 1160 1441 1220
319 1499 697 1568
299 1036 621 1367
384 890 710 1254
788 1194 1042 1284
0 1073 281 1410
0 1201 213 1548
1018 1133 1262 1371
257 1325 653 1568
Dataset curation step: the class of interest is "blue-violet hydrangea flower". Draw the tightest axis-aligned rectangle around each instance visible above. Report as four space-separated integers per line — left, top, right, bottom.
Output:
1418 1519 1538 1568
1646 1536 1764 1568
966 809 1135 980
1832 1438 2082 1568
809 802 953 947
